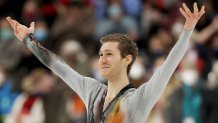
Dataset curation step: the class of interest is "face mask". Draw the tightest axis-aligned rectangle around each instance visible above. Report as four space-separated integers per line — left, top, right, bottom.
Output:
171 22 183 38
0 72 5 86
207 61 218 89
183 117 195 123
207 72 218 89
34 28 48 42
180 69 199 86
108 4 122 17
129 62 145 80
0 29 13 41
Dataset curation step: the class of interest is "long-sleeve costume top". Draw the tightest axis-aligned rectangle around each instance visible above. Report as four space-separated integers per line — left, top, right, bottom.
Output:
23 29 193 123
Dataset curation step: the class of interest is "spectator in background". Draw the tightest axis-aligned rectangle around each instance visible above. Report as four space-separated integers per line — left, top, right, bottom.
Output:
0 18 23 71
202 61 218 123
129 56 146 88
59 40 90 76
66 91 87 123
5 68 54 123
0 65 18 122
193 16 218 79
165 49 203 123
20 39 90 123
33 20 52 50
45 40 89 123
139 2 163 52
51 0 94 52
0 18 14 42
147 34 166 61
95 2 139 43
13 21 50 85
21 0 42 26
92 0 107 20
34 20 49 43
192 16 218 44
39 0 57 27
121 0 143 21
59 40 89 123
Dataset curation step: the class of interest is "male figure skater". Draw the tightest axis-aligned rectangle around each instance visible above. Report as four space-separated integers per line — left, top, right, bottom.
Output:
6 3 205 123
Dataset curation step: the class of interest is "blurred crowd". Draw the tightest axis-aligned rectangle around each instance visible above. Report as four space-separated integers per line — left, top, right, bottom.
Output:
0 0 218 123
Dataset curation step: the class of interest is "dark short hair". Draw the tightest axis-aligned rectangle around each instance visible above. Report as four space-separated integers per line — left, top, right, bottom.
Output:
100 33 138 74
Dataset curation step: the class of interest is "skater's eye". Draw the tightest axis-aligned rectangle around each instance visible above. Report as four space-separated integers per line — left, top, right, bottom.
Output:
99 53 103 57
106 53 112 56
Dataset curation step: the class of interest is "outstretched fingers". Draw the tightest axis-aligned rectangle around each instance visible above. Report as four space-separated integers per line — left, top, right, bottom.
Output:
6 17 16 29
198 6 205 17
29 22 35 31
180 3 205 19
6 17 35 41
6 17 22 34
182 3 192 17
193 2 205 18
179 7 189 19
193 2 199 15
180 2 205 30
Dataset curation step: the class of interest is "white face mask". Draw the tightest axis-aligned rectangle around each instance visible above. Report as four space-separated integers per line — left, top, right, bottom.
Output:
207 72 218 89
207 61 218 89
129 62 145 80
171 22 183 38
180 69 199 86
183 117 195 123
0 72 5 86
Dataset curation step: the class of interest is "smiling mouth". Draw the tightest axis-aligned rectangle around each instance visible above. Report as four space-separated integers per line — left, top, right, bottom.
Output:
101 67 110 69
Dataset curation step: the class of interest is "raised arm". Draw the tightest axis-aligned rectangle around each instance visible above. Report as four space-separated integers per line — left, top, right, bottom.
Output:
125 3 205 119
6 17 106 106
192 16 218 44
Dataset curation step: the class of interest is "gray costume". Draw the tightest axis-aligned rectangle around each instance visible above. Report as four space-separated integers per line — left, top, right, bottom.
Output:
23 29 193 123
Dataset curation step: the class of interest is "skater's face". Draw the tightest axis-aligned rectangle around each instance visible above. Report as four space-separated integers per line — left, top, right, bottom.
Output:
98 42 129 79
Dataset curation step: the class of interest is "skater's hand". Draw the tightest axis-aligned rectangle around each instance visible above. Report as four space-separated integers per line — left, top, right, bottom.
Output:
6 17 35 41
180 2 205 30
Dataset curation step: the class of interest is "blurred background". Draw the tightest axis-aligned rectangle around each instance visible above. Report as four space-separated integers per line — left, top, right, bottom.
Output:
0 0 218 123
